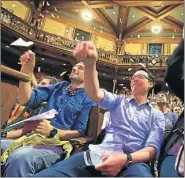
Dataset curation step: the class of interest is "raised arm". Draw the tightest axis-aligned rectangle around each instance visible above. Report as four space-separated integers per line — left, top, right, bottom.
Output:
18 50 36 105
73 42 104 103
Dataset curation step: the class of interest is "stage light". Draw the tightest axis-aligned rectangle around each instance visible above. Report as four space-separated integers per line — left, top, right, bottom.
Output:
151 25 162 34
81 10 93 21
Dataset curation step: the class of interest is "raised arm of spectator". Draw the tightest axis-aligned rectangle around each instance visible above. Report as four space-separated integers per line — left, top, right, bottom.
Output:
18 50 36 105
73 42 104 102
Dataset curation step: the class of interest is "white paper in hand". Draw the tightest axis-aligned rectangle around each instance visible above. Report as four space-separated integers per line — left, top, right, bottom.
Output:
10 38 34 47
84 150 103 166
5 109 58 129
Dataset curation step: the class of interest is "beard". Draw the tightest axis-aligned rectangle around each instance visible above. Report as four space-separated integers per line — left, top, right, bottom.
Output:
69 76 84 84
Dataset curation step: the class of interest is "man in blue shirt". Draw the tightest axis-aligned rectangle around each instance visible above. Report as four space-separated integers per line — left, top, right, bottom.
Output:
34 42 165 177
3 50 95 177
156 91 178 131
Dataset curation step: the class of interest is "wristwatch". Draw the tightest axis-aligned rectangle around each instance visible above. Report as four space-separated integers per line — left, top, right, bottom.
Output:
126 154 132 167
49 128 58 138
1 131 7 138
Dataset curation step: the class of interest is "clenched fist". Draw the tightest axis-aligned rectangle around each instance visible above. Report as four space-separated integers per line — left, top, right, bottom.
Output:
20 50 35 74
73 42 98 67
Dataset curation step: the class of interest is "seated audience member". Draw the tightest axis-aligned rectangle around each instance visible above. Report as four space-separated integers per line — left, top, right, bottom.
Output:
173 106 182 117
1 76 58 150
2 50 95 177
156 91 178 131
159 36 184 177
2 76 58 132
33 42 165 177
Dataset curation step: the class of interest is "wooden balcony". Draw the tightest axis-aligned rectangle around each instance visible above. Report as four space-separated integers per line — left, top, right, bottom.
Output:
1 7 168 68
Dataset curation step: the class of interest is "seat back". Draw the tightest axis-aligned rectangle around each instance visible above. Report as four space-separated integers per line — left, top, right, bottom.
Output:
70 106 105 155
1 65 31 128
1 82 18 128
86 106 105 140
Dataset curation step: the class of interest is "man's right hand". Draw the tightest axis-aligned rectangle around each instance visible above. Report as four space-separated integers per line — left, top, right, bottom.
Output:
20 50 35 73
73 42 98 68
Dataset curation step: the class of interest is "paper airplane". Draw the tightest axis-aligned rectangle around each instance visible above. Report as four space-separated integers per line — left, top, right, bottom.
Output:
10 38 34 47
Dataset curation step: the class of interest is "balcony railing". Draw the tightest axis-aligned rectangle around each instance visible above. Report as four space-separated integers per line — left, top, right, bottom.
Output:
1 7 168 67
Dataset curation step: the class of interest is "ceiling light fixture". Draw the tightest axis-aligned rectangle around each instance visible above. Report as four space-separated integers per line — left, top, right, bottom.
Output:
113 11 116 14
132 15 135 18
81 10 93 21
151 24 162 34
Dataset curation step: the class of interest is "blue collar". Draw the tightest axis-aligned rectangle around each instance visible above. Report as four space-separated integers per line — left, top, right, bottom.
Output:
128 97 152 107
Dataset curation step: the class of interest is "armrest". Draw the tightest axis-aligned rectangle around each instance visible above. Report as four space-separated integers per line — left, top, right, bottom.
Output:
69 136 94 146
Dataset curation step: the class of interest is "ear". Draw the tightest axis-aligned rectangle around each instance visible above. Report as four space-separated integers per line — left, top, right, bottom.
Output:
148 81 154 89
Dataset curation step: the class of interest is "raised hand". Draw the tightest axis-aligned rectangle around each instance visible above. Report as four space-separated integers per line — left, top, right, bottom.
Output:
19 50 35 73
73 41 98 67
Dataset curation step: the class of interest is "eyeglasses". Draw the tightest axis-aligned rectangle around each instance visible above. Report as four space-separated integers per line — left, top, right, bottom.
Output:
129 74 151 81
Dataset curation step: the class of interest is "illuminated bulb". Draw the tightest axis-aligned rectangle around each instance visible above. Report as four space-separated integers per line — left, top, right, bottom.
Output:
81 10 93 21
151 25 162 34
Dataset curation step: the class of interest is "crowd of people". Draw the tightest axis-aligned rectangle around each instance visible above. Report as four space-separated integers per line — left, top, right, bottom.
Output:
1 37 184 177
1 7 184 177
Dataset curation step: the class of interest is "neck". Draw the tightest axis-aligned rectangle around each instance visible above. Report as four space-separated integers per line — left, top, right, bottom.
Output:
71 82 84 90
134 93 148 105
157 104 168 113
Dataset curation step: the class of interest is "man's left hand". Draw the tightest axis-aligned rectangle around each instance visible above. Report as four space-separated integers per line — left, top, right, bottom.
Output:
95 152 128 176
33 120 52 136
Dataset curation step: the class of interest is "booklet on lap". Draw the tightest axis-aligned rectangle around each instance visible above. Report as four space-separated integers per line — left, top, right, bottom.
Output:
3 109 58 130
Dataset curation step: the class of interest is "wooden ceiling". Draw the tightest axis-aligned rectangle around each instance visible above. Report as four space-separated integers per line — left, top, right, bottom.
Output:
22 0 184 40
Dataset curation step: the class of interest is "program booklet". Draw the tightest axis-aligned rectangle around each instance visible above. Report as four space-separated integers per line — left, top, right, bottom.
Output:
4 109 58 130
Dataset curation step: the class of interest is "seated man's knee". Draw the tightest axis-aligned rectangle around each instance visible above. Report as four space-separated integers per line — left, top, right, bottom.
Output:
6 146 33 165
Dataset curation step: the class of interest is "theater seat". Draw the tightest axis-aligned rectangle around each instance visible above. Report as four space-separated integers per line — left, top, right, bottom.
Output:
1 65 31 128
70 106 105 155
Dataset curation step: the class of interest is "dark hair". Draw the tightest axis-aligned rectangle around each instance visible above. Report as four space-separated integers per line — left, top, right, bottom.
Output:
40 76 58 85
135 67 155 83
157 91 168 98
